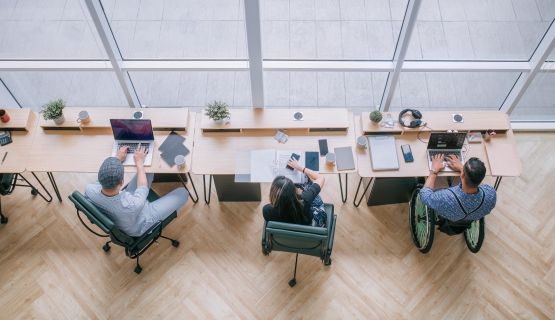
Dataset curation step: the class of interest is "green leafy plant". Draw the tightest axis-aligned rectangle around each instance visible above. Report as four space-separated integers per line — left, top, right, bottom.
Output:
41 99 65 120
370 110 383 123
205 101 231 121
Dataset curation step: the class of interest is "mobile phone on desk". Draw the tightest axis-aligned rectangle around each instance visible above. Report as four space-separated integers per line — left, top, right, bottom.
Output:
318 139 328 156
401 144 413 162
286 153 300 170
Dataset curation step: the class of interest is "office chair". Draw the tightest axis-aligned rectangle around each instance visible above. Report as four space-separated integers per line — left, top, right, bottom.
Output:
261 203 337 287
0 172 54 225
409 185 485 254
68 190 180 274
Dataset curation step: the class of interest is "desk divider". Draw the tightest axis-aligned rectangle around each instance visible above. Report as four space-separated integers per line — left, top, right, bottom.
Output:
0 108 33 131
39 107 189 131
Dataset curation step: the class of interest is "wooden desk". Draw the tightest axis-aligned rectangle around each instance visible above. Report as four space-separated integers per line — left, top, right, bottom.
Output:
192 109 357 203
0 109 37 173
28 108 198 202
354 111 521 207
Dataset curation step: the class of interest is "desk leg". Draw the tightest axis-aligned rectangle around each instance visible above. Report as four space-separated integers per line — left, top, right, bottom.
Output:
353 177 373 208
17 172 54 203
177 173 199 204
494 176 503 191
203 174 213 205
338 173 348 203
46 172 62 202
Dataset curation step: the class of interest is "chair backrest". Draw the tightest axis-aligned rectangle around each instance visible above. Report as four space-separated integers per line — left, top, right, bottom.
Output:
265 204 335 258
68 191 136 246
0 173 16 195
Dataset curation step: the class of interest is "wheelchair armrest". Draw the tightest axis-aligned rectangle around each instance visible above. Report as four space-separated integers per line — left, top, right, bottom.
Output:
327 214 337 253
261 220 268 245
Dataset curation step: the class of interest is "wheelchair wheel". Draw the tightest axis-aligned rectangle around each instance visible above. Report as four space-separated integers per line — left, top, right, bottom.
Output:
464 218 485 253
409 188 435 254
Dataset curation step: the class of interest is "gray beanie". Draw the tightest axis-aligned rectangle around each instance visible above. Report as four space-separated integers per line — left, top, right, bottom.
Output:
98 157 124 190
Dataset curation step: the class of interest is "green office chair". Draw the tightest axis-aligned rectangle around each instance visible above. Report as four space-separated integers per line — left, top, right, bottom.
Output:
261 203 337 287
68 190 180 274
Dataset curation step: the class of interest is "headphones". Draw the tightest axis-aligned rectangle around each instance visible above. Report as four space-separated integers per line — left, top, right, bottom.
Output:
398 109 423 128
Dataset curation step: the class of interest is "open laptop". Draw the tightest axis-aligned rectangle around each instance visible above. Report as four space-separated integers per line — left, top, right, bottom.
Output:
110 119 155 166
427 132 466 172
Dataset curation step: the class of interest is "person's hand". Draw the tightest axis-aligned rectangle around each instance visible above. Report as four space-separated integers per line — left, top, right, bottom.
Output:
287 158 303 172
431 154 445 173
445 154 463 172
116 146 128 162
134 144 146 167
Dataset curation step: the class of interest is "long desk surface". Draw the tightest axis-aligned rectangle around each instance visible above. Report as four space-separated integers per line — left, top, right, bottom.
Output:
192 110 357 175
27 108 195 174
0 109 38 173
355 112 522 178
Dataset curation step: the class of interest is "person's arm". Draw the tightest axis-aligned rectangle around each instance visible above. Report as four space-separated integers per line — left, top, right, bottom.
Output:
134 144 147 188
445 154 463 173
287 158 325 188
424 154 445 190
116 146 128 162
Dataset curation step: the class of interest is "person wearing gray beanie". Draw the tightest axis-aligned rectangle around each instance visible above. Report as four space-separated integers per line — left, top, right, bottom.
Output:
84 145 189 237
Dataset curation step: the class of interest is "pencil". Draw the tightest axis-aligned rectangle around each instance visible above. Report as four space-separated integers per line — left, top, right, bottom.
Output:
1 152 7 164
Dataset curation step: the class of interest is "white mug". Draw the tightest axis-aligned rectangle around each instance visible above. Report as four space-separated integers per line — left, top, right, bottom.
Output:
357 136 367 149
325 152 336 165
174 154 186 169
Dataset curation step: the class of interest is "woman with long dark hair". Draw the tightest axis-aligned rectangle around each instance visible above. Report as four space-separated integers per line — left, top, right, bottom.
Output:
263 158 327 227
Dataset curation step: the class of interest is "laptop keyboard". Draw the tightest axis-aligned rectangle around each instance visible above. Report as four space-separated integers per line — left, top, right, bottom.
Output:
429 150 461 159
117 143 150 154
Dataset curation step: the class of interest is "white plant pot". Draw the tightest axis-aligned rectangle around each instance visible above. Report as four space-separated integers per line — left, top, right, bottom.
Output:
53 114 65 125
213 117 229 124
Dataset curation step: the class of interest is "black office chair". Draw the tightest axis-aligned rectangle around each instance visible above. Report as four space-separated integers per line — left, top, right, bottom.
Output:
261 203 337 287
0 172 54 225
68 190 180 274
409 185 485 254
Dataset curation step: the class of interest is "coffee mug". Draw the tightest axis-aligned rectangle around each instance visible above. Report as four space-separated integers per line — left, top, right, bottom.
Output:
0 109 10 123
133 111 144 119
357 136 367 149
325 152 336 165
174 154 186 169
76 110 90 124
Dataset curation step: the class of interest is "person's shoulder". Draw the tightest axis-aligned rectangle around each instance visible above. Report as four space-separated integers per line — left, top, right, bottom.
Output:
480 184 497 196
84 183 101 197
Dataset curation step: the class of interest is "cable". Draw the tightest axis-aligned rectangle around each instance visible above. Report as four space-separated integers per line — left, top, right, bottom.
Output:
417 124 432 144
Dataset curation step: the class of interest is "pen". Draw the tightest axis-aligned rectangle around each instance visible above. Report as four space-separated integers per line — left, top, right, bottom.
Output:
1 152 7 164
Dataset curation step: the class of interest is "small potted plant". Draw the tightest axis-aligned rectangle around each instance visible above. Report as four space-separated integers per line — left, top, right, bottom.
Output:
369 110 383 124
205 101 230 124
41 99 66 125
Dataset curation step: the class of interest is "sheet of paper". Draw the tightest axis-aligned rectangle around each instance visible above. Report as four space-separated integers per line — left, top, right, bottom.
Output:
275 150 304 184
250 149 276 182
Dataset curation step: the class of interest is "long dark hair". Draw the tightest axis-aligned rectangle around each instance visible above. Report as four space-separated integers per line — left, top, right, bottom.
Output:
269 176 307 224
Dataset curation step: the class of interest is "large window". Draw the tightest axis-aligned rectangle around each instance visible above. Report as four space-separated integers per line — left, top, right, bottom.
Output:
511 70 555 121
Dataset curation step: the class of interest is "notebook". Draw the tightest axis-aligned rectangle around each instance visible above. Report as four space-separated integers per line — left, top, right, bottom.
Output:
334 146 355 171
367 136 399 171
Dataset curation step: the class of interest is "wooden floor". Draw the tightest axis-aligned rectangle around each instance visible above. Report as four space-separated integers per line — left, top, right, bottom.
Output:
0 133 554 319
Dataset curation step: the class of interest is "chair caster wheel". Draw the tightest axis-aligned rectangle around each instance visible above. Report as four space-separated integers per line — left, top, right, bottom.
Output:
288 279 296 287
134 265 142 274
102 243 111 252
324 257 332 266
171 240 180 247
1 216 7 224
31 189 38 196
262 246 270 256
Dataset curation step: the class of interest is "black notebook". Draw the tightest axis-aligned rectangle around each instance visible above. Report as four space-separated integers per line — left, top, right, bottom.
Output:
159 132 189 166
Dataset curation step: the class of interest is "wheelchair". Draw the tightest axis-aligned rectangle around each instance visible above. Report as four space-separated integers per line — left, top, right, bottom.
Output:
409 185 485 254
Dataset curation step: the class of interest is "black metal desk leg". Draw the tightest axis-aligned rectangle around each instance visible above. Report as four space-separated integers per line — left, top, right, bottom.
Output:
494 176 503 191
46 172 62 202
338 173 348 203
24 172 53 203
353 177 373 208
176 173 199 204
203 174 213 205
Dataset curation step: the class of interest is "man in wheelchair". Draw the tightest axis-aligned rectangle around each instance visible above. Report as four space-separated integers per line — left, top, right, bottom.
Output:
420 154 497 235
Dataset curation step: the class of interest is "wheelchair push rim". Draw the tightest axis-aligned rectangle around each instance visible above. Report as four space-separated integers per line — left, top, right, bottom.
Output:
409 190 435 253
464 218 485 253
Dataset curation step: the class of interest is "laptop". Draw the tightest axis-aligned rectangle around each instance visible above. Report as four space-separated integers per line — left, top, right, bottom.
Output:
427 132 466 172
110 119 155 166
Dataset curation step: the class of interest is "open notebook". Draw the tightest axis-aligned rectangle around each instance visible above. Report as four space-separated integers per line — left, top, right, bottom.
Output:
250 149 305 183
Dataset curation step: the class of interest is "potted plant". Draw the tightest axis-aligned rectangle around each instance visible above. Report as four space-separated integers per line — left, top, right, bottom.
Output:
369 110 383 124
41 99 66 125
205 101 230 124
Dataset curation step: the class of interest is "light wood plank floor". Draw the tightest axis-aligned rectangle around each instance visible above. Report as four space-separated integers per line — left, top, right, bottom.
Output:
0 133 554 319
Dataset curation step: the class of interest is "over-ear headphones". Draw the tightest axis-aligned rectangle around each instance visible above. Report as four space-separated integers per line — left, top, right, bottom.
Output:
398 109 423 128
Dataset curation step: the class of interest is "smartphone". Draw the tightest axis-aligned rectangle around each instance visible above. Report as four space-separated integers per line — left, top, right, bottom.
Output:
318 139 329 156
401 144 413 162
305 151 319 172
286 153 301 170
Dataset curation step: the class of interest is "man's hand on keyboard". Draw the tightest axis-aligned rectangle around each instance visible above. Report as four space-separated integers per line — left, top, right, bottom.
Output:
446 154 463 172
134 144 146 167
431 154 445 173
116 146 128 162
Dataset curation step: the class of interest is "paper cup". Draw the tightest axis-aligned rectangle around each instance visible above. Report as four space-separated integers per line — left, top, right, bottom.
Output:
357 136 367 149
325 152 336 165
174 155 186 169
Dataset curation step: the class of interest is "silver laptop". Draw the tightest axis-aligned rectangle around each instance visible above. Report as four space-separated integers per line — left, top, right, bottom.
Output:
427 132 466 172
110 119 155 166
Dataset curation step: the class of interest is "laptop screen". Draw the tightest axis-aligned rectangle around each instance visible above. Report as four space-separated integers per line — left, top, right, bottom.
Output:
110 119 154 141
427 132 466 150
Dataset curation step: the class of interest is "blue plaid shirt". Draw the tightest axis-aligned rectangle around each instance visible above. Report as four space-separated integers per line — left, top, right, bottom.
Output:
420 184 497 222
